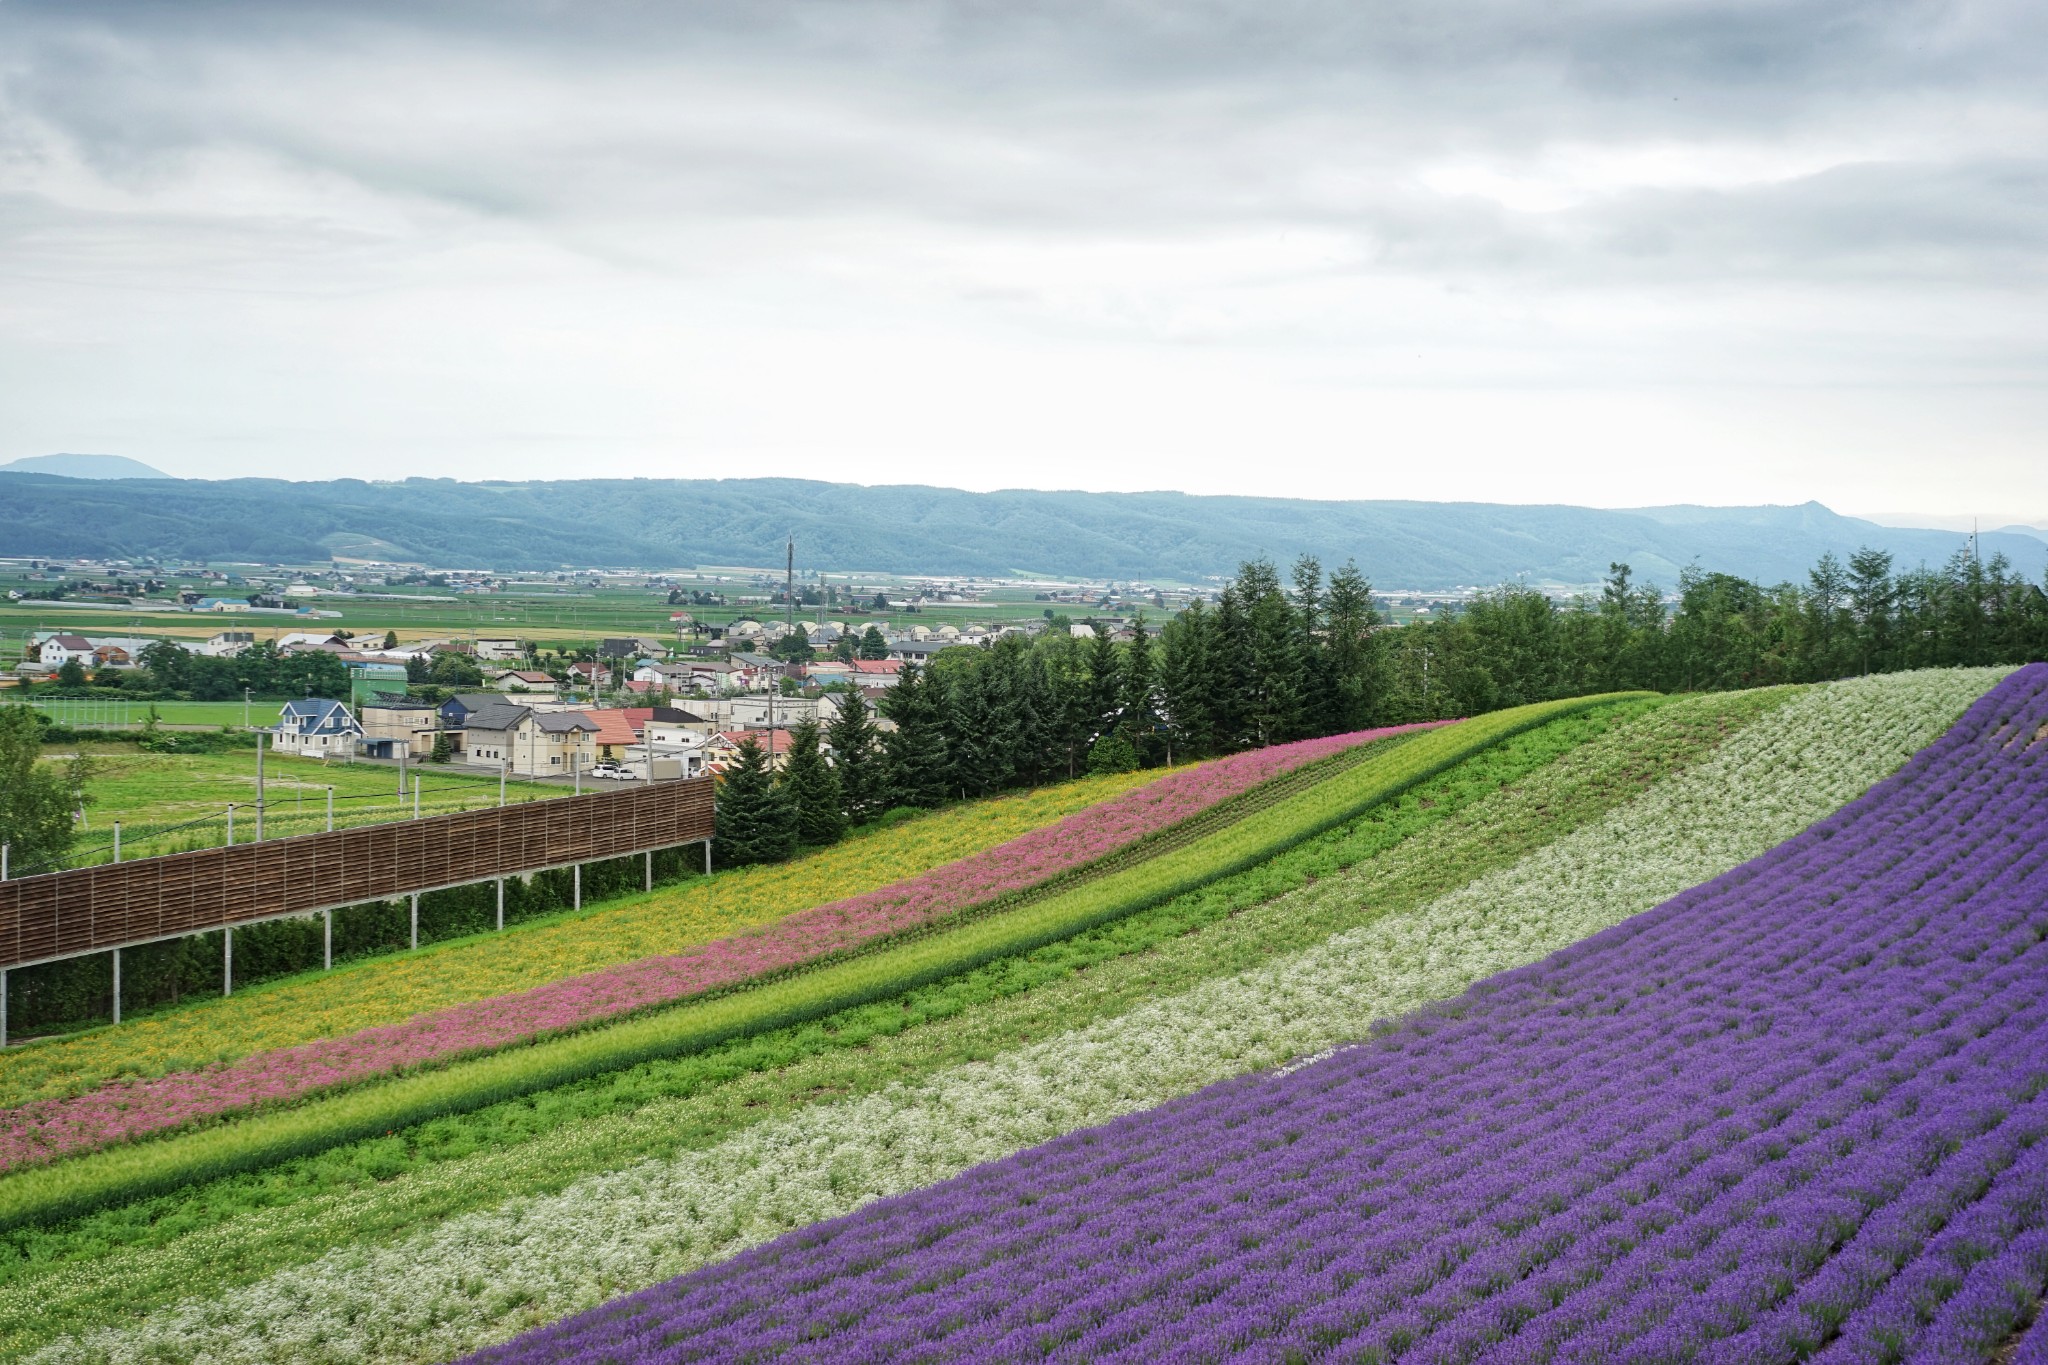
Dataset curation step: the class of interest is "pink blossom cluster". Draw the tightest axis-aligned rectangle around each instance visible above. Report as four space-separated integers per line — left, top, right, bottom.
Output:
0 724 1445 1170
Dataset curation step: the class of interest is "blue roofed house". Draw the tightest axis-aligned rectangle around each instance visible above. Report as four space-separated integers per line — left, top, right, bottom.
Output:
273 698 363 758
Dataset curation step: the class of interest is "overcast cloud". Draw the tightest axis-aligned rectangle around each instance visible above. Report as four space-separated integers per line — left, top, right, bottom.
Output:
0 0 2042 522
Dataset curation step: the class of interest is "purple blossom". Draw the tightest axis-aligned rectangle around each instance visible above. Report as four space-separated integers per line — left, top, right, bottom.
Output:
463 665 2048 1364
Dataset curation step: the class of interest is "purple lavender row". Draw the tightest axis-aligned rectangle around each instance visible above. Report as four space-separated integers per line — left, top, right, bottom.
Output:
465 665 2048 1365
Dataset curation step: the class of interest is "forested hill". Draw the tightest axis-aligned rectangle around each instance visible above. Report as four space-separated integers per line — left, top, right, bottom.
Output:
0 472 2039 588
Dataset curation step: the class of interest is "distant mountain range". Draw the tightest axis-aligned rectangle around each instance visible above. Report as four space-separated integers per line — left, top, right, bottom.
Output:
0 471 2037 589
0 453 173 479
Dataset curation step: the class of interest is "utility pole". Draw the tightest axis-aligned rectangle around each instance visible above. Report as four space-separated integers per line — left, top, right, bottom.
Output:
254 727 265 842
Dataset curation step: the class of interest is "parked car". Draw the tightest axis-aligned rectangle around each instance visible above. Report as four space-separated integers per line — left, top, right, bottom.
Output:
589 761 630 780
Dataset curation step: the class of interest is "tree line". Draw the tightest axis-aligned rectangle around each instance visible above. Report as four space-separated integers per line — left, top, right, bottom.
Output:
713 545 2048 866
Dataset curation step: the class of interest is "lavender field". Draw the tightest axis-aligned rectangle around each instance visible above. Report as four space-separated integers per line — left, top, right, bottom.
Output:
471 666 2048 1363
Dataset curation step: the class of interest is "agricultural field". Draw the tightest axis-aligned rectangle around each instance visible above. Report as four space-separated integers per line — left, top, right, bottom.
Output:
0 572 1102 662
0 666 2037 1364
36 745 563 867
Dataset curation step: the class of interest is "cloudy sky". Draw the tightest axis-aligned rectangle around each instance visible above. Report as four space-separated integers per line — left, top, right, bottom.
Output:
1 0 2042 523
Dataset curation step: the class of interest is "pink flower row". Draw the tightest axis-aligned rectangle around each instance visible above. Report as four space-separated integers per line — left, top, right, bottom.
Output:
0 724 1446 1170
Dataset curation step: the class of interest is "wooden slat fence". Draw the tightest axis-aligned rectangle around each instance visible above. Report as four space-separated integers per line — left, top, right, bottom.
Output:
0 779 714 970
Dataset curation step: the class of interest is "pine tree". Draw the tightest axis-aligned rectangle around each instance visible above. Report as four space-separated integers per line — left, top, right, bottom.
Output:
1323 560 1382 732
825 689 886 824
712 736 796 868
880 665 951 808
1210 584 1254 749
1119 613 1160 763
1157 600 1216 760
1086 622 1120 737
858 626 890 661
832 633 857 664
779 716 846 846
944 659 1018 798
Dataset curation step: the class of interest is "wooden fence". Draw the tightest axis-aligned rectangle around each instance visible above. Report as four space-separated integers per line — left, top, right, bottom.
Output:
0 778 715 971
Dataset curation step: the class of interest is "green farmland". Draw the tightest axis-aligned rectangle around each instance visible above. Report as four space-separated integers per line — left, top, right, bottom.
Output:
39 746 563 869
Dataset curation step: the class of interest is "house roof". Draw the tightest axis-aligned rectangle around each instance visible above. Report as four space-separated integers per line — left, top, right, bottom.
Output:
580 710 639 746
850 659 902 674
714 728 794 754
445 692 497 713
464 702 532 731
49 634 91 649
501 669 555 683
535 711 599 734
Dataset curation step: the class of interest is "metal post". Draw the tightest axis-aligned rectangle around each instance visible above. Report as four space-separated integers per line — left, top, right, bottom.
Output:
574 755 581 796
413 780 421 820
410 893 419 949
255 729 265 842
111 948 121 1025
112 822 121 864
496 878 505 931
645 849 653 892
398 748 408 801
324 909 332 970
327 786 334 831
223 927 233 996
573 863 581 911
0 968 7 1047
1 843 7 881
703 838 712 876
226 803 235 846
500 761 507 807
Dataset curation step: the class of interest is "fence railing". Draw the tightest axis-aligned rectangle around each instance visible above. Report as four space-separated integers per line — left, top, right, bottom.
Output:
0 778 715 972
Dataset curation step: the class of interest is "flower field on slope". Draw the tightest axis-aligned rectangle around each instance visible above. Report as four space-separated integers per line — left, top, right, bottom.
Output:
473 664 2048 1365
0 700 1601 1231
19 672 2000 1364
0 767 1174 1110
0 695 1684 1359
0 728 1432 1172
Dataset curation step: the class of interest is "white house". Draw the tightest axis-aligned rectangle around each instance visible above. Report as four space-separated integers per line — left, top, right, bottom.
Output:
273 698 363 758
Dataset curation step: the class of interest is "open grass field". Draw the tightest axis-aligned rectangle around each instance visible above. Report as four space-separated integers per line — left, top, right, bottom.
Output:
40 745 563 867
2 670 2028 1363
24 698 261 728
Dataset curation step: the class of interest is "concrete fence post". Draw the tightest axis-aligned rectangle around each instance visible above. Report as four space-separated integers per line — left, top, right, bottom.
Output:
111 948 121 1025
410 893 420 950
223 927 233 996
324 909 333 970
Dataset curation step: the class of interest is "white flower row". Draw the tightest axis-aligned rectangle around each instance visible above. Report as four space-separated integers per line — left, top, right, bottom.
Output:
31 669 2003 1365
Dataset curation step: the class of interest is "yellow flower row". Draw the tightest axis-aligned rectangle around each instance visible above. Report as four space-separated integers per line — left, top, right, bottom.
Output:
0 769 1170 1109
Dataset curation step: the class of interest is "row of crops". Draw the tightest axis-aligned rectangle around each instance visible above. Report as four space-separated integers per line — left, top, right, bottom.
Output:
477 664 2048 1364
2 665 2032 1362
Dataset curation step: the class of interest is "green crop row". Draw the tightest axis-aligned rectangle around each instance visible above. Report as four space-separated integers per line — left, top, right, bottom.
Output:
0 694 1649 1231
2 690 1781 1352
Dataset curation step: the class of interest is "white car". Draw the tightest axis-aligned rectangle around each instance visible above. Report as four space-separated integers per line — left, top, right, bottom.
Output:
588 762 630 780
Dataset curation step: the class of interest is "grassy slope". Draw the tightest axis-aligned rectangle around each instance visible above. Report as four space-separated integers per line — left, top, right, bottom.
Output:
0 690 1790 1354
0 767 1166 1108
44 745 561 863
0 698 1624 1229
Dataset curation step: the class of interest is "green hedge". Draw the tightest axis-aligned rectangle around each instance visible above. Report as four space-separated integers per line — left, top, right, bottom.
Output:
0 692 1648 1230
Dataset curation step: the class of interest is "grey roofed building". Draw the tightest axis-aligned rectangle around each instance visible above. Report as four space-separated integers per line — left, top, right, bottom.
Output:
462 701 533 732
535 711 599 734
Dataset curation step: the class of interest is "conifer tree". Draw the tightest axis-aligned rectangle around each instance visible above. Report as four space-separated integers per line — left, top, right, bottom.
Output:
1157 599 1216 760
1119 613 1161 764
1323 560 1383 732
712 736 796 868
825 688 886 824
779 716 846 846
944 658 1018 797
857 626 890 660
1086 621 1121 736
880 664 951 807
